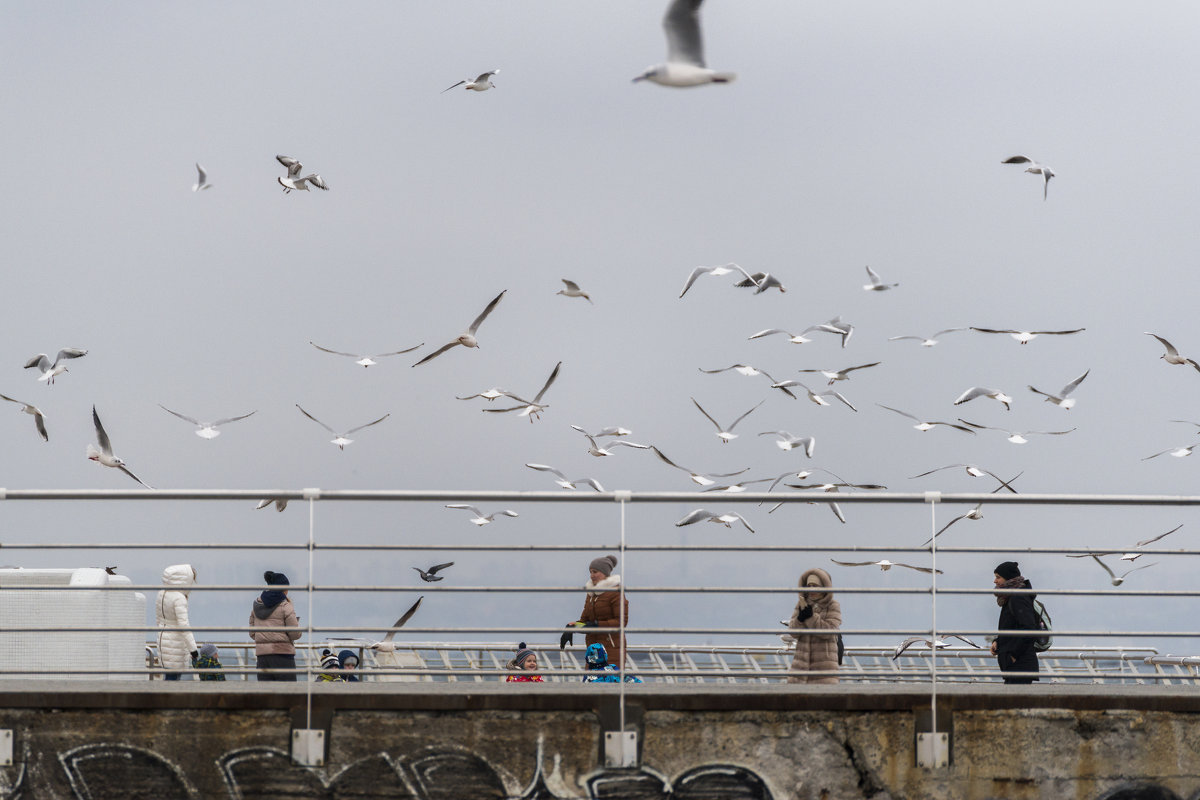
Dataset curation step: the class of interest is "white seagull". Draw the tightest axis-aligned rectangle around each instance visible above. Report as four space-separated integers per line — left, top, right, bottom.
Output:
700 364 796 398
877 404 975 434
956 419 1076 445
483 362 562 421
158 405 256 439
758 431 815 457
328 598 425 659
1028 370 1090 409
1137 524 1184 548
1088 555 1156 587
700 477 774 494
909 464 1020 493
310 341 423 367
1002 155 1055 200
888 328 967 347
892 635 981 660
731 266 787 294
862 266 898 291
445 504 518 526
556 279 592 303
922 504 983 546
831 559 943 575
295 405 390 450
678 263 741 298
1142 444 1200 461
649 446 748 486
570 425 650 456
87 406 152 488
770 380 857 411
442 69 499 93
748 328 813 345
275 155 328 193
675 508 755 533
953 386 1013 411
192 163 212 192
1145 333 1200 372
413 290 506 367
796 361 881 386
633 0 735 88
24 348 88 385
0 392 48 442
692 397 764 443
805 316 854 348
524 463 605 492
456 387 510 402
971 327 1085 344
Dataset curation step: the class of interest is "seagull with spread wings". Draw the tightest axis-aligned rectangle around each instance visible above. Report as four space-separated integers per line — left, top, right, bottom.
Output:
0 393 48 442
769 380 857 411
909 464 1020 493
87 406 152 488
633 0 735 87
862 266 898 291
970 327 1084 345
877 404 975 434
831 559 943 575
956 419 1076 445
445 504 519 526
1087 555 1156 586
649 446 748 486
413 290 506 367
1145 333 1200 372
413 563 454 582
310 341 423 368
296 405 389 451
922 504 983 546
158 405 256 439
678 263 740 297
692 397 764 443
275 154 328 193
192 163 212 192
483 362 562 421
443 69 499 93
1001 155 1055 200
888 328 967 347
24 347 87 385
1028 369 1090 409
758 431 815 456
953 386 1013 410
796 362 881 386
892 635 980 660
525 463 606 492
555 279 592 303
675 508 755 533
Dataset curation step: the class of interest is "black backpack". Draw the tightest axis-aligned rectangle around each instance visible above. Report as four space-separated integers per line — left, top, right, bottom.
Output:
1032 599 1053 652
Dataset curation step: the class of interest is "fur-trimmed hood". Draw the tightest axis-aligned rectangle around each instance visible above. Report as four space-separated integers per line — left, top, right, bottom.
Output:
585 573 621 596
798 567 833 604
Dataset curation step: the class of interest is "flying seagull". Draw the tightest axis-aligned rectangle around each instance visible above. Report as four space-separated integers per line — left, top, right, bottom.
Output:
1002 155 1055 200
700 364 796 399
456 388 510 402
483 361 562 421
524 463 606 492
953 386 1013 411
309 341 423 367
888 328 967 347
192 163 212 192
1143 444 1200 461
770 380 857 411
922 504 983 546
862 266 898 291
295 405 389 450
731 266 787 294
158 405 256 439
24 348 88 385
806 316 854 348
443 69 499 93
956 419 1076 445
445 504 519 526
1137 524 1184 548
700 477 774 494
892 635 981 660
758 431 815 457
1088 555 1156 586
877 404 975 434
413 562 454 582
692 397 764 443
675 508 755 533
275 154 328 193
87 406 152 488
1145 333 1200 372
0 393 48 442
570 425 650 456
831 559 943 575
256 498 288 512
329 598 425 657
748 328 813 345
633 0 735 87
796 362 881 386
909 464 1020 493
649 446 748 486
413 290 506 366
1028 370 1090 409
679 263 740 298
970 327 1085 344
556 279 592 303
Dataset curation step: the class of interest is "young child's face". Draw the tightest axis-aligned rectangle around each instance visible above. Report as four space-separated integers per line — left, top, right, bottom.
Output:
522 654 538 671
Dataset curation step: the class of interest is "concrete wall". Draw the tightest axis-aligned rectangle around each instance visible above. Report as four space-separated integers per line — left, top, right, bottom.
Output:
1 684 1198 799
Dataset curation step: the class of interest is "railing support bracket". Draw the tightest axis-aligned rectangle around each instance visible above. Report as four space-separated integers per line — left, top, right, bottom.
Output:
604 731 637 767
292 729 325 766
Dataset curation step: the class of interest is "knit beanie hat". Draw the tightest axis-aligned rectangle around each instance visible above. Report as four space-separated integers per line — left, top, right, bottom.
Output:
994 561 1021 580
320 649 341 671
589 554 617 576
513 642 535 668
264 570 290 586
199 643 219 659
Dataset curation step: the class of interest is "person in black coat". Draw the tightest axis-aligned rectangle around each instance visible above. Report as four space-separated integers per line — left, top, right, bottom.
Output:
991 560 1039 683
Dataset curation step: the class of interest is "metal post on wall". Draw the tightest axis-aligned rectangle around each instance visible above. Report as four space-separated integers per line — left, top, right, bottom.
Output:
292 488 324 767
917 491 948 768
605 490 637 768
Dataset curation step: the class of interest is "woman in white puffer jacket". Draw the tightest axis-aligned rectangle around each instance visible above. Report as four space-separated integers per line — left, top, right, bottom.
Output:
156 564 198 680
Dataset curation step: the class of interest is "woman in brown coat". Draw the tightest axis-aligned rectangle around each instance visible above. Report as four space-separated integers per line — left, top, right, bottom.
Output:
786 567 841 684
571 554 628 668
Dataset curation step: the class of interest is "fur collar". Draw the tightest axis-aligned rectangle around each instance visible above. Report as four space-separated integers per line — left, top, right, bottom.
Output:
585 574 621 595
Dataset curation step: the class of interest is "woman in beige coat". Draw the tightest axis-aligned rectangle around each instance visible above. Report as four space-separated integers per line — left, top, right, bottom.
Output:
786 567 841 684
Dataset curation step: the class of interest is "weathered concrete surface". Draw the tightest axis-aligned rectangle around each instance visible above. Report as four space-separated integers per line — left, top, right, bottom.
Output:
2 683 1200 799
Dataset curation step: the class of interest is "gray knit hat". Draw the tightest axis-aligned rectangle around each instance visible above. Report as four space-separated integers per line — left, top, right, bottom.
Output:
589 554 617 576
199 643 219 659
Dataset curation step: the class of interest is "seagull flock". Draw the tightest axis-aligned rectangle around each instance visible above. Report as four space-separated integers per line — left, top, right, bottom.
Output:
6 0 1194 660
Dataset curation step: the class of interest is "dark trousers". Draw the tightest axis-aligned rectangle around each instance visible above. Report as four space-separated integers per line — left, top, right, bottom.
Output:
256 653 297 681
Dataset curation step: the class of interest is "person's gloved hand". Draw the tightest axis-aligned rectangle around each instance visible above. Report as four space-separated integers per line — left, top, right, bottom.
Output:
583 621 599 628
560 622 585 649
795 605 814 622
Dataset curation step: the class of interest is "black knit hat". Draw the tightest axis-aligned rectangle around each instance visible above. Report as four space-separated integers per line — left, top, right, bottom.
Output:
994 561 1021 580
264 571 290 586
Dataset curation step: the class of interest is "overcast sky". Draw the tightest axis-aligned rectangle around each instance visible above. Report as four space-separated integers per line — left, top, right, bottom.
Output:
4 2 1200 663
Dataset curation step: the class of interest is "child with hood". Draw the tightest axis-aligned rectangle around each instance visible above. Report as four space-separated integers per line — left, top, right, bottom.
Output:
786 567 842 684
338 649 361 682
192 643 225 681
583 643 642 683
249 570 301 681
156 564 198 681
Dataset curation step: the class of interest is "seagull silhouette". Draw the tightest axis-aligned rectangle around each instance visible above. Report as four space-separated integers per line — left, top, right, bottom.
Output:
413 562 455 582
